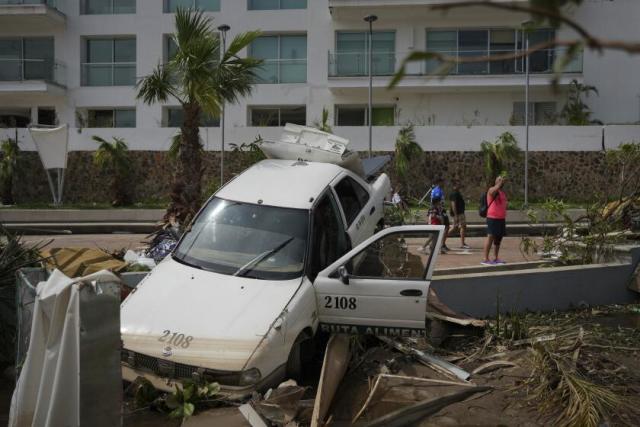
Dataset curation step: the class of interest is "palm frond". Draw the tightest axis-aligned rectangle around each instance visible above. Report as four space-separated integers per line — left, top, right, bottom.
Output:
137 64 178 105
394 124 422 180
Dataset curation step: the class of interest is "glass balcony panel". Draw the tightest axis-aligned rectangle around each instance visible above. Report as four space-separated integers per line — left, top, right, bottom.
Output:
114 109 135 127
85 0 110 14
280 61 306 83
256 62 278 84
167 0 191 12
113 63 135 85
113 0 135 13
248 0 279 10
197 0 219 11
83 63 112 86
281 0 306 9
23 59 51 80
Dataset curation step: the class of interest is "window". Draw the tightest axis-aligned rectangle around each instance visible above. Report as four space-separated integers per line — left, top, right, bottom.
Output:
0 108 30 128
82 0 136 14
37 107 56 126
0 37 54 81
250 106 306 126
309 193 349 280
248 0 306 10
335 105 395 126
82 37 136 86
333 31 395 76
250 35 306 84
86 108 136 128
426 28 556 75
334 177 370 226
165 107 219 127
165 0 220 13
348 230 438 279
511 102 556 125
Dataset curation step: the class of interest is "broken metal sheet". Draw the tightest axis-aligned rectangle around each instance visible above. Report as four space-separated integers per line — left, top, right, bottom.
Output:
379 337 471 382
470 361 518 376
361 155 392 181
311 334 351 427
239 403 269 427
255 381 307 425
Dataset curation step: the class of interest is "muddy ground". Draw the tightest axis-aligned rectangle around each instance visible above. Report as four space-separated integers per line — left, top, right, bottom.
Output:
3 304 639 426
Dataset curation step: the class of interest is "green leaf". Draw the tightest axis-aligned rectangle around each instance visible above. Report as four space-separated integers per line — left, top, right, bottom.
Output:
207 382 221 397
183 402 195 418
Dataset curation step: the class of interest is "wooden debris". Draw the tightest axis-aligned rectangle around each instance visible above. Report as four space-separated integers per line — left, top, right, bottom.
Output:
310 334 351 427
360 386 492 427
471 361 518 376
511 334 557 346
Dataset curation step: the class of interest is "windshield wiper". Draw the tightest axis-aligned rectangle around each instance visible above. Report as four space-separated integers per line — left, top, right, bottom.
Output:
233 237 294 278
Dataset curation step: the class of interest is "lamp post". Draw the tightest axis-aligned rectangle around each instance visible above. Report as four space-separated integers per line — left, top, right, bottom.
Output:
522 21 533 208
218 24 230 185
364 14 378 159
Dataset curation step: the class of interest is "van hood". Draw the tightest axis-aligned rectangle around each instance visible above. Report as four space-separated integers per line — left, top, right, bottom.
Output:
121 257 302 371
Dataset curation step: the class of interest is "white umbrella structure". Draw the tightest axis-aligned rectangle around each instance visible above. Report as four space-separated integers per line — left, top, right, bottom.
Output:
28 124 69 206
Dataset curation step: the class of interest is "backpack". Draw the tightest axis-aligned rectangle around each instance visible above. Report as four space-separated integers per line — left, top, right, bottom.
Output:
478 191 497 218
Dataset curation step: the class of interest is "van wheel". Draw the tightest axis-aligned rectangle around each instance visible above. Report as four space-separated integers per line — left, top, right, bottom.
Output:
286 332 312 381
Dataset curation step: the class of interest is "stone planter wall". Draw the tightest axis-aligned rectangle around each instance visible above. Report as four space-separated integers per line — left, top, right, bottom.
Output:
13 150 616 205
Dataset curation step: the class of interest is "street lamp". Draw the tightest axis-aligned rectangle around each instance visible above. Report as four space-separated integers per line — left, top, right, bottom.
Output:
521 20 533 207
364 14 378 159
218 24 230 185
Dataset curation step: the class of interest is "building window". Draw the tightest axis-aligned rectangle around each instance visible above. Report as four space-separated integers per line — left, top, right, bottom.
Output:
250 35 307 84
0 37 54 82
335 105 395 126
331 31 395 77
164 107 219 127
249 106 306 126
82 37 136 86
38 107 56 126
82 0 136 14
0 108 31 128
86 108 136 128
511 102 556 125
248 0 306 10
426 28 556 75
165 0 220 13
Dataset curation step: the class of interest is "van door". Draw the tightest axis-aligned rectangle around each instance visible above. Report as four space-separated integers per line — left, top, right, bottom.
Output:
313 225 444 337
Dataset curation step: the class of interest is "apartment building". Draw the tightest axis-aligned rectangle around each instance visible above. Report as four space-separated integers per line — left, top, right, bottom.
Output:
0 0 639 152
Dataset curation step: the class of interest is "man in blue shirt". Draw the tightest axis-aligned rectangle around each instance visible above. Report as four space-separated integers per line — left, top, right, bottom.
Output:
430 177 450 253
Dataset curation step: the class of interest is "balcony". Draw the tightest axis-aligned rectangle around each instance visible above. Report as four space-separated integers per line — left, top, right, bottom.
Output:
256 59 307 84
81 62 136 87
328 47 582 91
0 58 66 95
0 0 65 28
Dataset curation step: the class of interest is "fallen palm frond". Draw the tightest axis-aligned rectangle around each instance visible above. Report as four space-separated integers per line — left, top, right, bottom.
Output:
525 341 624 427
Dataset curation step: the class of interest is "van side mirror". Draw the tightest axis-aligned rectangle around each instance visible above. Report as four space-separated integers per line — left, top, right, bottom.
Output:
338 266 350 285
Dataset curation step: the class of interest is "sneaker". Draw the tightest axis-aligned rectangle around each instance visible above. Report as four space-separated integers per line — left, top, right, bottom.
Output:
460 244 471 250
441 247 449 254
442 244 451 251
493 259 506 265
481 260 494 265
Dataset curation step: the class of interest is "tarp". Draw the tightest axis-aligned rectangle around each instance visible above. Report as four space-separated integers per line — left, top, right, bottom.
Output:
28 124 69 170
9 269 121 427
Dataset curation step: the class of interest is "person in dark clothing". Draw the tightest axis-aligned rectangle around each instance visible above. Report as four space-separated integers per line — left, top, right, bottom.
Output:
448 181 470 249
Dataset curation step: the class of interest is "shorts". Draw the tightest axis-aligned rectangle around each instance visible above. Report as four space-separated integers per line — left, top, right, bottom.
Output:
453 213 466 227
487 218 506 240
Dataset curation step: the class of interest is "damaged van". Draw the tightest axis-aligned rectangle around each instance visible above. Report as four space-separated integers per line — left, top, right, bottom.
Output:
121 133 444 396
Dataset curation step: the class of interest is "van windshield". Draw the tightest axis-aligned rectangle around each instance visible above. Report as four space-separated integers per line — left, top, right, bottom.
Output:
173 198 309 280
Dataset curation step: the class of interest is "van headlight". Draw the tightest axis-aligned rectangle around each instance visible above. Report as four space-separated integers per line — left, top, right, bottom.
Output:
239 368 262 386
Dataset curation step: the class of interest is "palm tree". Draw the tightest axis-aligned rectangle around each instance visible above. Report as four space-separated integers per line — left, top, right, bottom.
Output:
92 136 132 206
313 107 332 133
0 138 19 205
137 8 262 225
394 124 422 183
560 79 602 125
480 132 521 182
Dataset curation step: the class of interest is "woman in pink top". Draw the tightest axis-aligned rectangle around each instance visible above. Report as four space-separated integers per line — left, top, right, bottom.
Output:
482 176 508 265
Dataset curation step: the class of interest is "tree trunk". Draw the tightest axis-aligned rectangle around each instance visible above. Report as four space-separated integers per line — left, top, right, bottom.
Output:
166 103 203 225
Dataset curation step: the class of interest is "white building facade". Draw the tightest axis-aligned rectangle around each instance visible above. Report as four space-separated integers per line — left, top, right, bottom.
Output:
0 0 639 153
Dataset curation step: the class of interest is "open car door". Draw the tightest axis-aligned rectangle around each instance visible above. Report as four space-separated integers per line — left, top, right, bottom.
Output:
313 225 444 337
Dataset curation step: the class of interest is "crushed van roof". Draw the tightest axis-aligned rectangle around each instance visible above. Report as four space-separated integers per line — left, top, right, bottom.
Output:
215 159 345 209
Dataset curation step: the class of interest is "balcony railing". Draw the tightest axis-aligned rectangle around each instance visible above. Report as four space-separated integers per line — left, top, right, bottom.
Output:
81 62 136 86
256 58 307 84
329 47 582 77
0 58 66 86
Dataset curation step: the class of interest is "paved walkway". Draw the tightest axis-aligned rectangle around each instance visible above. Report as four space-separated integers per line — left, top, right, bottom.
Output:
24 234 540 270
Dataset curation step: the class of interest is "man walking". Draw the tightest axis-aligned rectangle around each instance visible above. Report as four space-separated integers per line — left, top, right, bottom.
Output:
482 176 508 265
430 178 450 253
449 181 470 249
